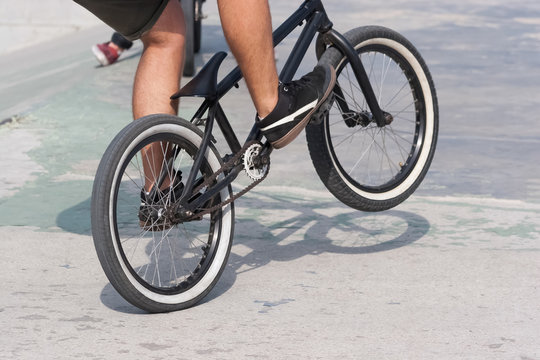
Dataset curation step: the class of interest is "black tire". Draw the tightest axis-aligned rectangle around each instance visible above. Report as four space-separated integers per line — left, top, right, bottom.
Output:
91 114 234 312
182 0 195 76
194 0 202 53
307 26 438 211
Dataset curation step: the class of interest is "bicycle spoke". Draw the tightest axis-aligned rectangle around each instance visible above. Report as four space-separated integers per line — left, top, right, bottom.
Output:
109 130 225 293
322 42 427 188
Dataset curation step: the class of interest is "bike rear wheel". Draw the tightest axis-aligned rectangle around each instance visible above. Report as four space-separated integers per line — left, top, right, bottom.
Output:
307 26 438 211
91 114 234 312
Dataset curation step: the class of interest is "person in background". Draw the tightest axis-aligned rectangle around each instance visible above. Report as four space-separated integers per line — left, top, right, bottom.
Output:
92 32 133 66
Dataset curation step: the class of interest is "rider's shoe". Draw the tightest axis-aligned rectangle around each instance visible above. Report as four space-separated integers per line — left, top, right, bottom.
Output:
92 42 120 66
138 172 184 231
256 64 336 149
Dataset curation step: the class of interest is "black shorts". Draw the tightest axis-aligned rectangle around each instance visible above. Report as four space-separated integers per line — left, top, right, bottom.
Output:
73 0 171 40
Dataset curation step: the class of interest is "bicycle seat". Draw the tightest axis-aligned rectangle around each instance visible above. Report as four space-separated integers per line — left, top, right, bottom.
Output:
170 51 227 99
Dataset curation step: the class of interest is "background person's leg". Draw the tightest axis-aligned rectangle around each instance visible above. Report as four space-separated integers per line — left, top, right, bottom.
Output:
111 32 133 50
217 0 279 118
91 32 133 66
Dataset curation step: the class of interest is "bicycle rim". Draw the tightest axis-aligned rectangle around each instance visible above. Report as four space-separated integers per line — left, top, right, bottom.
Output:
326 42 429 194
110 132 224 297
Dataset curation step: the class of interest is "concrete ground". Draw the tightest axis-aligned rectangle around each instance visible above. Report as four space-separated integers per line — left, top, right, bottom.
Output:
1 0 539 359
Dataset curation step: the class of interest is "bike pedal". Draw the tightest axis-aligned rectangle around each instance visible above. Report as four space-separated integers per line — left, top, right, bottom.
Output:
310 94 334 125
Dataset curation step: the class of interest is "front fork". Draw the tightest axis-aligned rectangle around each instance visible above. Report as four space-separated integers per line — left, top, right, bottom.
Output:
316 29 388 128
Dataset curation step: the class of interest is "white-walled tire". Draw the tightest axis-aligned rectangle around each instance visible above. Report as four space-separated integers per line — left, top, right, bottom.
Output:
307 26 439 211
91 114 234 312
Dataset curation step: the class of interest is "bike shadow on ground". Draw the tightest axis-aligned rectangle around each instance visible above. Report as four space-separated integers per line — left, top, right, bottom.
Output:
90 189 430 314
56 197 92 236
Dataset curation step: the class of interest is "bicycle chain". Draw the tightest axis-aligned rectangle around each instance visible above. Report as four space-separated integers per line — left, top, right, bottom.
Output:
184 140 269 221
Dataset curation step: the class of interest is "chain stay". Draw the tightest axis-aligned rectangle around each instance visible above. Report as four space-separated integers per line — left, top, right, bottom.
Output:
184 140 269 220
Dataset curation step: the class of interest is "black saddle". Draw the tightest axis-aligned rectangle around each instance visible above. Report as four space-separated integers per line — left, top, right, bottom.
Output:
170 51 227 100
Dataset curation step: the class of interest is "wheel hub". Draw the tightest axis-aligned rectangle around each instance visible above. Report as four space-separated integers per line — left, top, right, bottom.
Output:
345 110 394 128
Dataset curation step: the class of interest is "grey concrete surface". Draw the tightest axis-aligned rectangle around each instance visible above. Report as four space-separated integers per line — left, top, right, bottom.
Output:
1 0 539 359
0 1 100 55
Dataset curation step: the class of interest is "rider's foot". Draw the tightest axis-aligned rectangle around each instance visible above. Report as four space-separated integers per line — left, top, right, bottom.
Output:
139 172 184 231
92 42 120 66
256 64 336 149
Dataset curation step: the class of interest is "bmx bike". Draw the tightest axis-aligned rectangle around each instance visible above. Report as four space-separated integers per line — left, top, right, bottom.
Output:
91 0 439 312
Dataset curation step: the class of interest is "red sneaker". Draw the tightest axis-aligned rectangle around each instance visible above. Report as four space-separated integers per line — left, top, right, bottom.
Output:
91 42 119 66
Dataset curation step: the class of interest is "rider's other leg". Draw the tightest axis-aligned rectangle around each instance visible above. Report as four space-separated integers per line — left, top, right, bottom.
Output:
217 0 279 118
133 0 186 192
217 0 336 149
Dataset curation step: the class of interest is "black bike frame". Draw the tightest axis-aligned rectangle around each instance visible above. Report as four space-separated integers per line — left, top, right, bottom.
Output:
178 0 384 214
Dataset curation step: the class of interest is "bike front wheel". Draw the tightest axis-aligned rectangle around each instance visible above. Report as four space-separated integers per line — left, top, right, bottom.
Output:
307 26 439 211
91 114 234 313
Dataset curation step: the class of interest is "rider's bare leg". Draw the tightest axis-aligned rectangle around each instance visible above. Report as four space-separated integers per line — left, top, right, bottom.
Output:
217 0 279 118
133 0 186 192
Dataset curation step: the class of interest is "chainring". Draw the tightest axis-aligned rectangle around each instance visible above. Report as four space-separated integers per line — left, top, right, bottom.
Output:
243 143 269 181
